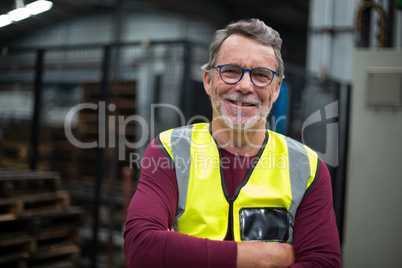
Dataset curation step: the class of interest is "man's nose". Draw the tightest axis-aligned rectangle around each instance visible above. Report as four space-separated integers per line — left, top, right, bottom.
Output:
235 71 255 94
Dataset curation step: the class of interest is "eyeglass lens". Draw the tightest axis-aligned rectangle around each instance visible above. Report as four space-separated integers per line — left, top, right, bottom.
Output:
220 65 274 87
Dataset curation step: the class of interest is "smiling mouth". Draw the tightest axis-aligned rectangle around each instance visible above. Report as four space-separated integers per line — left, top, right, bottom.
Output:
228 100 256 107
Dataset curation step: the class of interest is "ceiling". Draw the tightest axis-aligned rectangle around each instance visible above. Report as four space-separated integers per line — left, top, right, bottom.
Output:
0 0 310 64
0 0 310 42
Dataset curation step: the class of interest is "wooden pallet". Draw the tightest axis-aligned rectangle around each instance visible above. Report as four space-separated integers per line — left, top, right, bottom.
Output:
0 122 78 181
0 191 70 221
29 207 84 234
0 141 73 163
28 243 80 268
74 80 138 182
0 169 61 198
0 235 34 265
0 243 80 268
0 208 84 267
0 169 84 267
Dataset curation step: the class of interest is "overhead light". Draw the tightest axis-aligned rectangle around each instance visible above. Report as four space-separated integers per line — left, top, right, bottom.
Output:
26 0 53 15
7 7 31 22
0 0 53 28
0 15 12 27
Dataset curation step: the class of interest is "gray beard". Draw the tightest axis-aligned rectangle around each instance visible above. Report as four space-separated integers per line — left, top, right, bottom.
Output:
210 92 273 130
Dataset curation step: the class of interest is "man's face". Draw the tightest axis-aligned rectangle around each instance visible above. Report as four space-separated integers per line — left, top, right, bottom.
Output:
204 34 281 130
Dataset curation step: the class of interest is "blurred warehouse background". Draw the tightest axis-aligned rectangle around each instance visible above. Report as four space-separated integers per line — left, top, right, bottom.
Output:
0 0 401 267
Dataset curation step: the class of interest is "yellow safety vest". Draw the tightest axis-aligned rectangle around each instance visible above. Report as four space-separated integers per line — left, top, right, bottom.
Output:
157 123 318 243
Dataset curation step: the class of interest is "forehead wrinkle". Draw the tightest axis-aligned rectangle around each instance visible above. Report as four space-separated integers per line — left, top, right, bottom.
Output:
216 40 276 70
217 55 276 70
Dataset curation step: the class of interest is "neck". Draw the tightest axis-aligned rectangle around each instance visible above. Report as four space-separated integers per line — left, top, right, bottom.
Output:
211 118 267 156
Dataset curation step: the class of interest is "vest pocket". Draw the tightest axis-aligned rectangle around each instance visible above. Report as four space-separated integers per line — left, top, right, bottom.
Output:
239 207 290 242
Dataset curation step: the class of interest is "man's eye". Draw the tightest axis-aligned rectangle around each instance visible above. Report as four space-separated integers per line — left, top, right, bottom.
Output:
253 70 272 80
254 72 268 78
223 68 240 74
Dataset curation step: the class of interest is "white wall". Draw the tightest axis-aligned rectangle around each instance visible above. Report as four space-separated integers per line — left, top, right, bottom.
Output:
343 49 402 268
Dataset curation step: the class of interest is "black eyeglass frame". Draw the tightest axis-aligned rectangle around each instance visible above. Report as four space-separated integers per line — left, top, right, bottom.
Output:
212 64 277 88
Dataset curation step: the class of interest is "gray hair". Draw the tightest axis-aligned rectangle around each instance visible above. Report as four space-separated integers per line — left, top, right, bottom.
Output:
202 18 285 81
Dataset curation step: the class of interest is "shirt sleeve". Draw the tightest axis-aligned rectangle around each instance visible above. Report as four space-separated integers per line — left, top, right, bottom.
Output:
123 139 237 268
288 159 342 268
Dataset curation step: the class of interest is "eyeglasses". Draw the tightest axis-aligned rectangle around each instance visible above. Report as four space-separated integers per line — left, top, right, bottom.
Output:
212 64 277 88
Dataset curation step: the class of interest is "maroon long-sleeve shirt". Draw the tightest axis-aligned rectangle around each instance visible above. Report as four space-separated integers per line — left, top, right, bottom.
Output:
124 139 342 267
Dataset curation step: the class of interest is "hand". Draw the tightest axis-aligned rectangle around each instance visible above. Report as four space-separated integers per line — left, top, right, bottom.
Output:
236 242 295 268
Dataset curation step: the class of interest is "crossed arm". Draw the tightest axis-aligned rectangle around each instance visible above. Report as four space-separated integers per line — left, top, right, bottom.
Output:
237 242 295 267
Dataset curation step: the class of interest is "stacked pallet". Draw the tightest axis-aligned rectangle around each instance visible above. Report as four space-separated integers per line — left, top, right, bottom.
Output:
0 121 78 181
0 121 38 170
0 169 84 268
68 80 138 267
74 80 138 186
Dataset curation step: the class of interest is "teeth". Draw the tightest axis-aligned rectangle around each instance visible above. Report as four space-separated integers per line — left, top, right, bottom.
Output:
233 101 253 106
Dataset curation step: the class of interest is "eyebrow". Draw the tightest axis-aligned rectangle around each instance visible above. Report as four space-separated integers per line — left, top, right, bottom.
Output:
224 63 272 70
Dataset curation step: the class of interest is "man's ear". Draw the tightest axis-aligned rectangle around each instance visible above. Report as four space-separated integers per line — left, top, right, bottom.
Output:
272 80 282 103
203 71 212 96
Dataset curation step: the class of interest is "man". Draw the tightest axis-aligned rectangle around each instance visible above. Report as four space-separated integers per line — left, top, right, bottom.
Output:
124 18 341 267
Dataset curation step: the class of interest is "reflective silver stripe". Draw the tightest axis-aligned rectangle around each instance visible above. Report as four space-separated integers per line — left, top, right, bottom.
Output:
171 125 193 230
285 136 311 244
